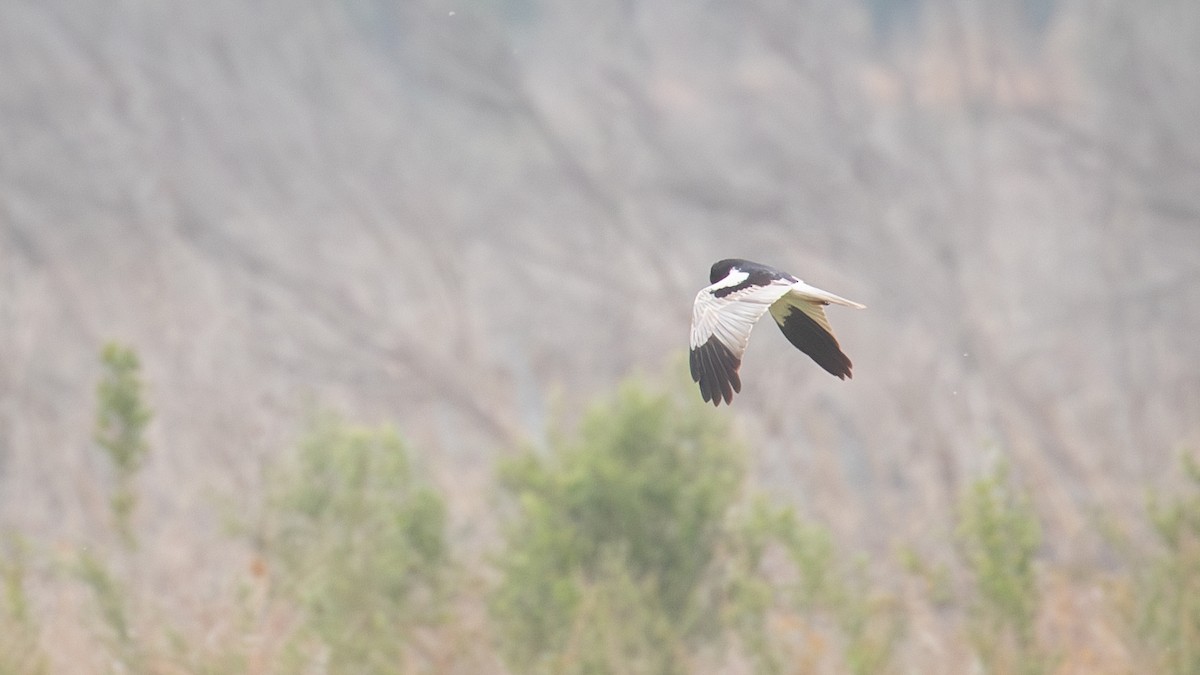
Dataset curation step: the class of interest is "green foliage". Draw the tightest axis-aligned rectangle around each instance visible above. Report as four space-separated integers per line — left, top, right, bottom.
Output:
263 413 450 674
94 342 153 548
490 378 900 674
1 537 32 627
554 550 685 675
721 498 793 673
729 499 901 675
0 535 47 675
75 549 144 673
956 460 1048 675
80 342 153 672
898 546 955 607
71 345 1200 672
161 594 257 675
781 529 900 675
490 379 743 673
1130 452 1200 675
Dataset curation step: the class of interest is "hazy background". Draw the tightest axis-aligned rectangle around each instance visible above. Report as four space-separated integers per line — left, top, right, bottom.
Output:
1 0 1198 668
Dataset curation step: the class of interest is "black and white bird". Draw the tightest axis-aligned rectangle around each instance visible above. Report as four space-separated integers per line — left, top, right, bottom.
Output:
690 258 865 406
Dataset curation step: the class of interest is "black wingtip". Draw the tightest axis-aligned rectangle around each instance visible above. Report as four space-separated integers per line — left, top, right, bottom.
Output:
774 307 854 380
690 336 742 406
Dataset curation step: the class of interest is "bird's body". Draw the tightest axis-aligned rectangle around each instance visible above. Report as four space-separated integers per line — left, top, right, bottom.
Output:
689 258 864 406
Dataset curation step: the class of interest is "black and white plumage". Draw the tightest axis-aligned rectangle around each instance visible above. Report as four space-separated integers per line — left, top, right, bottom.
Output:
689 258 865 406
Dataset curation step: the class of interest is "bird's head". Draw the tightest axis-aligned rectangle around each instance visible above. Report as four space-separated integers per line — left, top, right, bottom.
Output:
709 258 747 284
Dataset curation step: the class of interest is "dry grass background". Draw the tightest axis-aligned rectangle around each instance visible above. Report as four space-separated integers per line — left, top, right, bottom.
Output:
1 0 1199 671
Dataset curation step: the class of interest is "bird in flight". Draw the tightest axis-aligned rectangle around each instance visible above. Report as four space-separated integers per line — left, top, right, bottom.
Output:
690 258 865 406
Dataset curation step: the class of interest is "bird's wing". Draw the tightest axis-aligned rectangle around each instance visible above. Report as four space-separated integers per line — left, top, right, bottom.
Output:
767 283 865 380
690 278 794 406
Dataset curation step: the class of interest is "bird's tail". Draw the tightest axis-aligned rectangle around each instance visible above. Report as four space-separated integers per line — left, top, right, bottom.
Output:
789 282 866 309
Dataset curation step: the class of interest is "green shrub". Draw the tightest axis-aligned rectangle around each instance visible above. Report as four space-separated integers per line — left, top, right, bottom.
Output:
898 546 954 607
94 342 153 548
781 522 900 675
489 377 899 674
490 379 743 673
956 460 1048 675
1130 452 1200 675
76 343 152 672
551 549 685 675
730 498 901 675
75 549 144 673
0 534 47 675
262 413 450 673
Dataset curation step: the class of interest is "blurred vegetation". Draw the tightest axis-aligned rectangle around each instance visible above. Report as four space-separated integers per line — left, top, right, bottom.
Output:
490 379 900 674
94 342 153 548
0 535 47 675
1127 453 1200 675
490 381 743 673
7 344 1200 673
75 342 154 674
75 549 145 673
261 414 451 673
956 461 1050 675
772 505 902 675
